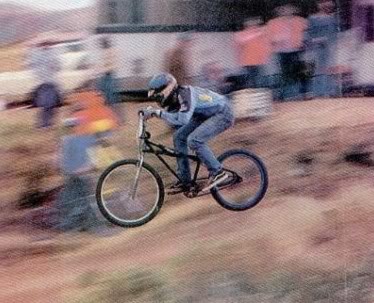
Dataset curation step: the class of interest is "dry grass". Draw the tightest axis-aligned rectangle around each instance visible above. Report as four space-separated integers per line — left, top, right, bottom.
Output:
0 44 26 73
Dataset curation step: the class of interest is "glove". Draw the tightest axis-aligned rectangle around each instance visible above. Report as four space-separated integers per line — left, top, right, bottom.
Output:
143 108 161 120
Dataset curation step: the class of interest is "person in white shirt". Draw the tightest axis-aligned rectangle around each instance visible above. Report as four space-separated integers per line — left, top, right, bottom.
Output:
28 40 62 128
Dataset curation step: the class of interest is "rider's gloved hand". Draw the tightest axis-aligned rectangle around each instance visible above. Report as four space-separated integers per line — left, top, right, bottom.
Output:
143 108 162 120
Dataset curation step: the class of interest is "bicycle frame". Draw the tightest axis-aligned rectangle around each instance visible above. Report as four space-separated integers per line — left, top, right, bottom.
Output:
137 113 204 185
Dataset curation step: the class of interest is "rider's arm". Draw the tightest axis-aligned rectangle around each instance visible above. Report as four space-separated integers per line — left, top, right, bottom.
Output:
160 88 195 126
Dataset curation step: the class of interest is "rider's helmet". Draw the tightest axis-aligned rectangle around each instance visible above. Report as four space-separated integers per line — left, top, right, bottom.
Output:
147 73 178 109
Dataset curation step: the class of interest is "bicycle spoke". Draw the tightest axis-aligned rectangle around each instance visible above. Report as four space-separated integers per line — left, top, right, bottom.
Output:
98 161 161 225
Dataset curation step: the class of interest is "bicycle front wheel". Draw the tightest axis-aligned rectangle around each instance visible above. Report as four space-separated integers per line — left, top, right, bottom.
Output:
211 149 268 211
96 159 164 228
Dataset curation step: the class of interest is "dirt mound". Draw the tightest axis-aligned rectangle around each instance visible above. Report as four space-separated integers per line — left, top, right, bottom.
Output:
1 99 374 302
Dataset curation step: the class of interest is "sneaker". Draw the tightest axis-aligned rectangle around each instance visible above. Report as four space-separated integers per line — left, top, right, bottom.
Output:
169 181 183 190
167 181 191 194
202 170 229 192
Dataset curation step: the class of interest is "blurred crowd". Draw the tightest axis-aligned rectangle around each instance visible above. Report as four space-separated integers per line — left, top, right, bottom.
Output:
164 0 340 102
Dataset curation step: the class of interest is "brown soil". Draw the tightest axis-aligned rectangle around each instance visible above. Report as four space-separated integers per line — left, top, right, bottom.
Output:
0 98 373 302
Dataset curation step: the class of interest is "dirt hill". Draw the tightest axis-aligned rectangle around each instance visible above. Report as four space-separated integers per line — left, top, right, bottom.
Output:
0 98 373 302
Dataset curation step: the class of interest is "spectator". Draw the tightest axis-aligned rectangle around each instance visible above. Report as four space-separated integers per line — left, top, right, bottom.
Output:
28 40 62 128
96 37 124 124
163 32 194 86
200 61 231 95
55 117 98 232
56 92 120 233
268 4 309 101
69 89 119 138
307 0 339 98
234 17 271 89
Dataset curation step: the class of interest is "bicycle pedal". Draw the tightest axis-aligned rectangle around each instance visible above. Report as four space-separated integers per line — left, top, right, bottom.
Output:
167 189 185 196
184 191 199 198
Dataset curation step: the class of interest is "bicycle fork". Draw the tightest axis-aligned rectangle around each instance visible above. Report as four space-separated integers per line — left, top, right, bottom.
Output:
130 144 145 200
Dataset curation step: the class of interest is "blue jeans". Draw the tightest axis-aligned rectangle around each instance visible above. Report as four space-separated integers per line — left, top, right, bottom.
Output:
35 83 61 128
278 51 310 101
312 43 336 98
243 65 266 89
39 106 56 128
173 104 234 184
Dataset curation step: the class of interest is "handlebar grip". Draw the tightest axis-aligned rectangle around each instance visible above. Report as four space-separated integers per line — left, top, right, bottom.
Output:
138 110 144 116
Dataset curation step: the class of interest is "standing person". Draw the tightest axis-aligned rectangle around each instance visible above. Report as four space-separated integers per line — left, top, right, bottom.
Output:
28 40 62 128
55 117 98 232
96 37 124 124
307 0 339 98
69 87 119 140
268 4 309 101
234 17 271 89
163 32 194 86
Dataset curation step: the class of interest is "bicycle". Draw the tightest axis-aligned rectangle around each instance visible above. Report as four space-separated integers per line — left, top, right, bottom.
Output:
96 111 269 228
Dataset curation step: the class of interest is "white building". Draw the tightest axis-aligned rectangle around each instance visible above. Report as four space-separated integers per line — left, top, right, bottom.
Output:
95 0 247 90
95 0 374 92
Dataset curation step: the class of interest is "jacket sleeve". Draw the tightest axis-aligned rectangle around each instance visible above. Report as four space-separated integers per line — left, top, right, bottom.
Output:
160 88 195 126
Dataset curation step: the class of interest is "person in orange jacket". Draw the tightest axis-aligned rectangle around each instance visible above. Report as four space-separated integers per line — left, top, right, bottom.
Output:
69 89 119 137
267 4 309 101
234 17 271 89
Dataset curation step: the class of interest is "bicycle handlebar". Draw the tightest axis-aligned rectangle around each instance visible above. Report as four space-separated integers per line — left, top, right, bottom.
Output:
138 109 158 118
138 108 157 143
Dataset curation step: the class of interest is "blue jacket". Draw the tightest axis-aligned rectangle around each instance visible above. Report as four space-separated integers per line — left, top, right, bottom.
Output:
161 86 228 126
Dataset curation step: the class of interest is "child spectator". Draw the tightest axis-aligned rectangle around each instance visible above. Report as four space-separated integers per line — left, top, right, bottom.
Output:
55 88 120 233
55 117 98 232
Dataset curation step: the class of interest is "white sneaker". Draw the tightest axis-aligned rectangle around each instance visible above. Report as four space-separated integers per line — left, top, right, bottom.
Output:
202 171 229 192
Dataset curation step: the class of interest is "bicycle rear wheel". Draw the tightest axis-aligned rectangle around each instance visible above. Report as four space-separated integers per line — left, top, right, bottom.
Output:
211 149 268 211
96 159 164 227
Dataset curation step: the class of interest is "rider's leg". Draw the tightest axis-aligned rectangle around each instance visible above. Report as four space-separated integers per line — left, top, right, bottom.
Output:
173 116 202 185
187 105 234 178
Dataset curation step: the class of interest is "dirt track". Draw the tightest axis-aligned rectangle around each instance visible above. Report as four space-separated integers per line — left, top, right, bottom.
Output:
0 98 374 302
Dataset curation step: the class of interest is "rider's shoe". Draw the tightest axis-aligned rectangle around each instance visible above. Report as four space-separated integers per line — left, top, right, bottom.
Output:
169 180 183 189
167 181 191 195
202 170 229 192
